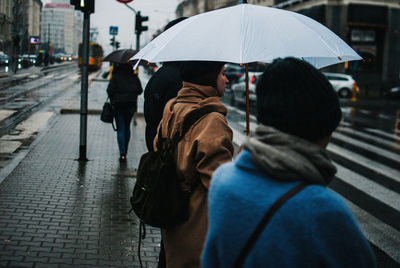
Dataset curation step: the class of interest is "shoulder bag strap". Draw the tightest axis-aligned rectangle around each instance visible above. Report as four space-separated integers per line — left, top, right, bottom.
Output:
233 182 308 268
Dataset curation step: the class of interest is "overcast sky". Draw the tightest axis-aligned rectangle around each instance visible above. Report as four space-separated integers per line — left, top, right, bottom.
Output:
43 0 180 55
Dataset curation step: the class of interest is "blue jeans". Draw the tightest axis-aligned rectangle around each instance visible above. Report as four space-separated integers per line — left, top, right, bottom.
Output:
114 103 136 155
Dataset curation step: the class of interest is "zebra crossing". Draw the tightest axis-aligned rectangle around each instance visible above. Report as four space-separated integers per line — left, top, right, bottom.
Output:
227 104 400 265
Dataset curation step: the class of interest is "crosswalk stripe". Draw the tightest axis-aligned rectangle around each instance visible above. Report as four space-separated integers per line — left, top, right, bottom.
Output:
336 125 400 152
340 195 400 263
226 105 257 121
332 132 400 163
232 127 246 146
335 163 400 211
365 127 400 142
328 143 400 183
238 121 257 133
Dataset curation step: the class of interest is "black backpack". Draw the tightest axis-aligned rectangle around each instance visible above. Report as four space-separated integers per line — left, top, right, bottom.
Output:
130 107 216 229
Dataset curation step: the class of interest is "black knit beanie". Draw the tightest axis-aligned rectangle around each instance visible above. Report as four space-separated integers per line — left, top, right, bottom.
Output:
180 61 225 87
256 57 342 142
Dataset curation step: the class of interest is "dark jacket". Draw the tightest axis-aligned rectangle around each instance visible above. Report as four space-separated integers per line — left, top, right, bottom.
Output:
107 65 143 105
144 62 182 151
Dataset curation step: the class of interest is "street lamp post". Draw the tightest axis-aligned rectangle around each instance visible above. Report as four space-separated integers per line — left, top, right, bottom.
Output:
123 4 139 50
79 11 90 162
123 4 148 52
70 0 95 162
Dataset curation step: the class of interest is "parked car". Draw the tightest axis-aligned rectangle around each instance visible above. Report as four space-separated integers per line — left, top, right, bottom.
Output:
323 72 359 98
19 54 36 67
230 72 263 106
225 62 267 88
225 63 244 87
384 86 400 100
0 54 10 66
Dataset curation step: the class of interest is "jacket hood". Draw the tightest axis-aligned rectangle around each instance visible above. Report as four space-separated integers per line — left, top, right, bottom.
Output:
242 125 336 185
160 82 227 138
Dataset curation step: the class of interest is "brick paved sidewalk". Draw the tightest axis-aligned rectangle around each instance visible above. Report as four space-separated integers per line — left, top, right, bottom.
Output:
0 76 160 267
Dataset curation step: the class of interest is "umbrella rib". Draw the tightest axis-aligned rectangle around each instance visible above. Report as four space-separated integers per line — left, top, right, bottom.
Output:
290 13 342 59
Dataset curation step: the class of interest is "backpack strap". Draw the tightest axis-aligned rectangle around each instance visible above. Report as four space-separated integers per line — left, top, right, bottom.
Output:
233 182 308 268
172 106 218 147
156 106 218 150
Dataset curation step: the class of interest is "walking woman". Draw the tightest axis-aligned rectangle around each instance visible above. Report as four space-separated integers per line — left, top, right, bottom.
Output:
154 61 234 267
107 63 143 161
202 58 376 268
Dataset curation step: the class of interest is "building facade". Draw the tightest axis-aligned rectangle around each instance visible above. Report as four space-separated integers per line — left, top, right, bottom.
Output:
176 0 400 94
0 0 42 55
176 0 273 16
41 3 82 55
0 0 12 52
278 0 400 93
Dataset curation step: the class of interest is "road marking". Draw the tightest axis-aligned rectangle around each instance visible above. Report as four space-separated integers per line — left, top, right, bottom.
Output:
328 143 400 183
0 109 16 123
1 111 54 141
0 141 22 154
238 121 257 133
365 127 400 142
335 163 400 211
336 125 400 152
226 105 257 121
232 127 246 146
332 132 400 162
341 195 400 263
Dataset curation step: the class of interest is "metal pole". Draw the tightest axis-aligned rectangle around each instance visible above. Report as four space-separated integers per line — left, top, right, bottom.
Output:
123 4 139 51
47 23 50 50
124 3 137 14
79 11 90 162
245 63 250 136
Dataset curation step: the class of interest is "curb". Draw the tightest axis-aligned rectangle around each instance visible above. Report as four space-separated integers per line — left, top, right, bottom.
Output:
60 108 145 117
60 108 103 115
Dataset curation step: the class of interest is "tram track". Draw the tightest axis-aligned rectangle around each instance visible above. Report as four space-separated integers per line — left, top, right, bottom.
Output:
0 64 80 137
0 62 76 90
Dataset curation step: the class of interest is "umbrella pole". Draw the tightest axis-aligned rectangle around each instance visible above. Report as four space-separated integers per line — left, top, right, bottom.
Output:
245 63 250 136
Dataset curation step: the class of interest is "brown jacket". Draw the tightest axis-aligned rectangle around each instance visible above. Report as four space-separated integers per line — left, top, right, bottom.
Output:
154 82 234 268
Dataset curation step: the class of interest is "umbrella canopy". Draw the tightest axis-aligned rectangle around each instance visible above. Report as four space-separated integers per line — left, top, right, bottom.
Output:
103 49 137 64
131 4 362 135
131 4 361 68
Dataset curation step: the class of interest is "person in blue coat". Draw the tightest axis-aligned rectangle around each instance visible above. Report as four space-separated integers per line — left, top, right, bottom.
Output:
202 57 376 268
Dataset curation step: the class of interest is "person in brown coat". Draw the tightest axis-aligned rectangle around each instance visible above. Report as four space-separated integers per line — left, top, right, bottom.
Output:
154 61 234 268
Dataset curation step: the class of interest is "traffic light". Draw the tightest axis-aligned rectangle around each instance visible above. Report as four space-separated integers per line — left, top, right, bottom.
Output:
110 37 115 47
115 42 120 49
70 0 95 14
135 11 149 35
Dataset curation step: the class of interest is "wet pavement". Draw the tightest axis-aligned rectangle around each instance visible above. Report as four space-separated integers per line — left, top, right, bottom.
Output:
1 66 399 267
0 71 161 267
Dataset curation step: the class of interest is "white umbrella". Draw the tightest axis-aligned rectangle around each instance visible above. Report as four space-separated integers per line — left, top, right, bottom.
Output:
131 4 361 134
